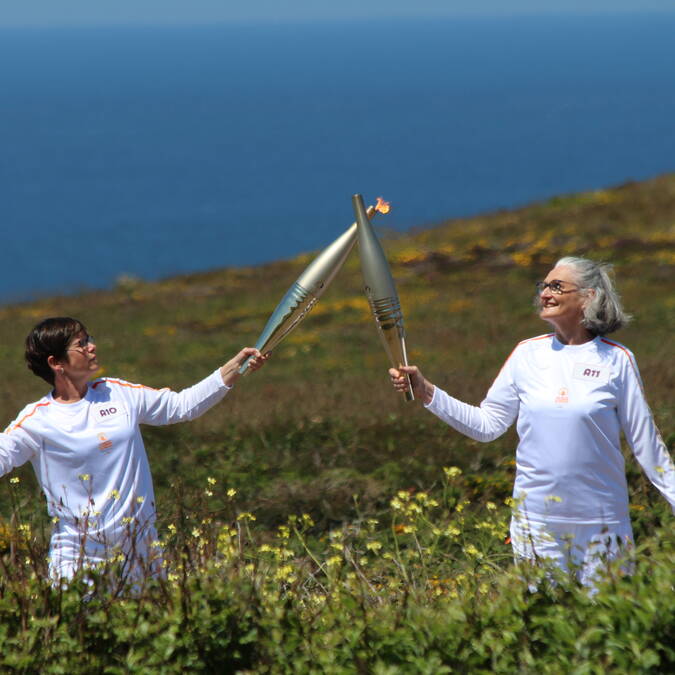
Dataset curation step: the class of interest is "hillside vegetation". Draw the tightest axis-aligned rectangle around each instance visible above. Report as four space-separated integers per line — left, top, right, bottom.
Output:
0 175 673 672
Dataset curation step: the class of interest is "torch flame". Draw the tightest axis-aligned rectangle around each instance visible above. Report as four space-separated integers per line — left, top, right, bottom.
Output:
375 197 391 215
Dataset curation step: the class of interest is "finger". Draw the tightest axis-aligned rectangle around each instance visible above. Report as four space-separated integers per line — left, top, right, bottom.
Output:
236 348 261 365
248 352 269 370
241 347 261 358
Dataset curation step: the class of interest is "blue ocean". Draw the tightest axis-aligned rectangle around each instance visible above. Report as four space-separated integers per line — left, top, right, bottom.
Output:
2 13 675 302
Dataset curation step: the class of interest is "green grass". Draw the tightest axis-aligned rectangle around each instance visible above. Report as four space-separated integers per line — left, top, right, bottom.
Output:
0 174 673 671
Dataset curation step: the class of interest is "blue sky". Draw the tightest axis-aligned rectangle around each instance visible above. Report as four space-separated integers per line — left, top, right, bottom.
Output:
2 0 674 27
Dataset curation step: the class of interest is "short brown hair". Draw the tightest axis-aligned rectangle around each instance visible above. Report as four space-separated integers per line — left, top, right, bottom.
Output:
25 317 87 385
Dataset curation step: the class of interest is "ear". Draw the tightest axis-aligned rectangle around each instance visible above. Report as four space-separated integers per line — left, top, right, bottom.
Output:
581 288 596 307
47 355 66 377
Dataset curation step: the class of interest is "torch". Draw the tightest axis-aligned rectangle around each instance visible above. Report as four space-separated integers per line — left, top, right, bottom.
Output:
353 194 413 401
239 198 391 374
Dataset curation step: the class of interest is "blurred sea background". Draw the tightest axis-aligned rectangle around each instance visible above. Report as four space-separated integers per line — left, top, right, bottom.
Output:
2 12 675 303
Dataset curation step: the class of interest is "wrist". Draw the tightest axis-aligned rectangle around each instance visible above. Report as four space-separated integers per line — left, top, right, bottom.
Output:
220 365 239 388
423 381 435 405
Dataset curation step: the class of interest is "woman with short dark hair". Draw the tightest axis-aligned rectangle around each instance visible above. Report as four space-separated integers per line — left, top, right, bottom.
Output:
390 257 674 589
2 317 266 582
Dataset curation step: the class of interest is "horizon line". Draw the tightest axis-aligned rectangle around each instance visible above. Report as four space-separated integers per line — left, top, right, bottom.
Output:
1 9 675 30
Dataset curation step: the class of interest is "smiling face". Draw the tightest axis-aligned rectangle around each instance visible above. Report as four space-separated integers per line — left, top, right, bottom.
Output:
536 265 587 331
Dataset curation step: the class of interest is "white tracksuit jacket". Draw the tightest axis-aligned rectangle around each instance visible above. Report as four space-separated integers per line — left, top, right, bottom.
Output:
426 334 675 524
1 369 229 579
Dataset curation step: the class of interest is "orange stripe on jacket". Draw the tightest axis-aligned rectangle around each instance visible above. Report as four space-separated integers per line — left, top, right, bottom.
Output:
496 333 555 379
92 378 168 392
600 338 641 385
5 401 51 433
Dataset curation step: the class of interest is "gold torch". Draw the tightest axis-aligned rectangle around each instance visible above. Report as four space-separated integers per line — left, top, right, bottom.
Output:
239 198 390 374
353 193 413 401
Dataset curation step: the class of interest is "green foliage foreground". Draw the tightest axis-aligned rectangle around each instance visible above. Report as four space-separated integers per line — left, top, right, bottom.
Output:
1 470 673 673
0 175 673 671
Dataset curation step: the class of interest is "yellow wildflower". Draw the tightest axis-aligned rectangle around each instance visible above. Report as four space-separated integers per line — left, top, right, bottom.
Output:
443 466 462 479
274 565 296 583
464 544 480 558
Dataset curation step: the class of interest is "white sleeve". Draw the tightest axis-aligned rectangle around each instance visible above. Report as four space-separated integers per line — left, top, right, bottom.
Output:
134 369 231 426
424 349 520 442
617 352 675 514
0 425 40 477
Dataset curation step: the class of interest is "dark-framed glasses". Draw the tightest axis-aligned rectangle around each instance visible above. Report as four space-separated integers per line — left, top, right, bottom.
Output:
535 280 580 295
67 335 95 352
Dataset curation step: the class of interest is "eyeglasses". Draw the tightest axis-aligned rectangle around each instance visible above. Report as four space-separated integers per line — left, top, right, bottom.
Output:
67 335 95 352
535 280 580 295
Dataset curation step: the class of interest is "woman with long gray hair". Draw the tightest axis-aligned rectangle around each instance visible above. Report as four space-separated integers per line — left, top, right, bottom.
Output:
390 256 674 590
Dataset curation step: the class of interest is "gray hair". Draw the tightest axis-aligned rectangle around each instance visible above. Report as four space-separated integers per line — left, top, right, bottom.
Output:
555 256 631 335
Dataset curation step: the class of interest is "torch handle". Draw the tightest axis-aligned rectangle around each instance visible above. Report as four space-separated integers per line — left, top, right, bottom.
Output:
399 366 415 402
238 353 255 376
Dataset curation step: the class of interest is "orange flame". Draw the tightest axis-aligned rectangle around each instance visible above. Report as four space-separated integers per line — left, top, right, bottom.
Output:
375 197 391 214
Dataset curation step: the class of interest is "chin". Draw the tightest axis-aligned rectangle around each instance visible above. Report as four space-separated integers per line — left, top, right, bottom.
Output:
539 311 558 326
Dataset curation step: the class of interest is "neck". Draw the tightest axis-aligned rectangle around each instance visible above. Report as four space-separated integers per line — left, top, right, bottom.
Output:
552 323 594 346
53 377 89 402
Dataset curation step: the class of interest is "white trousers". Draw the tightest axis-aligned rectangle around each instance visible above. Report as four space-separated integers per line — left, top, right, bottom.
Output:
510 513 634 590
48 525 164 585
